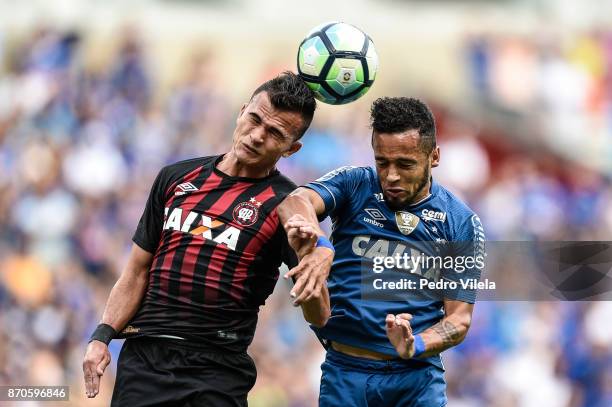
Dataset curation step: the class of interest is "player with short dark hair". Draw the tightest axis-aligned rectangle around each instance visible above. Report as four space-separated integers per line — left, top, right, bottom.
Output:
278 97 485 406
251 73 316 139
370 96 436 154
82 71 329 407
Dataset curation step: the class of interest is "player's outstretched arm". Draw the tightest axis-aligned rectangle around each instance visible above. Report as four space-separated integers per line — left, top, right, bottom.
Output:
82 243 153 398
278 187 333 304
386 300 473 359
286 243 331 327
278 187 332 325
282 213 331 326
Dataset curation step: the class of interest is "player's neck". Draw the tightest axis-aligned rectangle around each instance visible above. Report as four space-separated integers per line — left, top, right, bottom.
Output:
410 191 431 206
217 151 275 179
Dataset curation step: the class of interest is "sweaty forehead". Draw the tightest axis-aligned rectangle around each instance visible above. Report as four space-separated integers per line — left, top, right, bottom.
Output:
247 92 303 136
373 130 425 158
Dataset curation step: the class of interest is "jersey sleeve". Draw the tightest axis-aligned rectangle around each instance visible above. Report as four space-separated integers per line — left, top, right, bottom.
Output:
132 167 169 253
441 214 486 303
303 166 362 219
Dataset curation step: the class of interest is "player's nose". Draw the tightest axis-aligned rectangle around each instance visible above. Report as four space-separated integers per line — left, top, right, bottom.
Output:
250 126 265 144
386 167 400 183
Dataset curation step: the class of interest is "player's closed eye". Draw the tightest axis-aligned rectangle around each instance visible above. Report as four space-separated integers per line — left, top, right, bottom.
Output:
270 130 286 141
249 113 262 124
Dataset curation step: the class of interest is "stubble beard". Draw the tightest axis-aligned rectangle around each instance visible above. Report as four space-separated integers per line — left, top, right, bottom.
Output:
384 166 431 211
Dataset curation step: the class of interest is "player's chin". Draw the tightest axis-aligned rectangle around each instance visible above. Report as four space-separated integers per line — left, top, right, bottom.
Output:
236 150 264 165
383 196 405 210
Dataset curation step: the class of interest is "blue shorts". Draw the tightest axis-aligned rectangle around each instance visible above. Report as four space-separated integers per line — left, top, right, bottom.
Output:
319 348 447 407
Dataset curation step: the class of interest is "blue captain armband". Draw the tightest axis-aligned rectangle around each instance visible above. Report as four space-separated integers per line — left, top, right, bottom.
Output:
413 334 426 357
315 236 335 252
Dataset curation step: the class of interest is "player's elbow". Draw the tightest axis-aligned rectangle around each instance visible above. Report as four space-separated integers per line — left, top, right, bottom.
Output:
279 189 307 209
455 313 472 344
278 188 318 221
290 187 316 202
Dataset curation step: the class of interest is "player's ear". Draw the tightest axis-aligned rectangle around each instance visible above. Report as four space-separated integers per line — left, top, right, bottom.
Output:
283 141 302 158
430 146 440 168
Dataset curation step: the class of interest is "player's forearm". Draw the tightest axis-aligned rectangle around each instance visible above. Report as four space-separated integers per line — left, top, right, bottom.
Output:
417 313 471 358
278 191 326 259
278 191 324 235
300 285 330 327
100 264 149 332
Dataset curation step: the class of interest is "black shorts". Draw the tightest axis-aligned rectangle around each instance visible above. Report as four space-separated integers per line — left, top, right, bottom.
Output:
111 337 257 407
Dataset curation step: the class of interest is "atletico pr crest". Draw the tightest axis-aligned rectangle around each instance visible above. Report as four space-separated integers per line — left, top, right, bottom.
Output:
232 198 261 226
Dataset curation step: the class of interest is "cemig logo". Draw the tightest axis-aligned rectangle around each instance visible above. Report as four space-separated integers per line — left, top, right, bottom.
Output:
421 209 446 222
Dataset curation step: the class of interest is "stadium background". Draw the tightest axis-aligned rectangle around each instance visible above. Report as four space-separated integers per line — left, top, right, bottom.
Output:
0 0 611 406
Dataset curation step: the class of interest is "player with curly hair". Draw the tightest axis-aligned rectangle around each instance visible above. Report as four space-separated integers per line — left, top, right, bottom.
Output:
278 97 485 406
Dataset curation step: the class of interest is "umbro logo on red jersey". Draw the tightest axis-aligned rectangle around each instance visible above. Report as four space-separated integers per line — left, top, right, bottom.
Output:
175 182 198 196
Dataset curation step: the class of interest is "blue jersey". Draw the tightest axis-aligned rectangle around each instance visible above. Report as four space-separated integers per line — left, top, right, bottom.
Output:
305 166 484 369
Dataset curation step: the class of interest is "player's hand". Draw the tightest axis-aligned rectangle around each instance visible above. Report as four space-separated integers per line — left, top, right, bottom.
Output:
284 246 333 306
83 340 111 398
284 214 318 259
386 313 415 359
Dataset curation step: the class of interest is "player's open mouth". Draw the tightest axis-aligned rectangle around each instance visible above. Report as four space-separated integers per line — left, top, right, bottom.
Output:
385 188 404 198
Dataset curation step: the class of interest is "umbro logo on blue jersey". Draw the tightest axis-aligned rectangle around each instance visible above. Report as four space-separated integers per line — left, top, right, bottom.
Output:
363 208 386 228
365 208 386 221
363 217 384 228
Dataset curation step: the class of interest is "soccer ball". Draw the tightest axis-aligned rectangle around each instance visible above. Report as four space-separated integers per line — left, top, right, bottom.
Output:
297 22 379 105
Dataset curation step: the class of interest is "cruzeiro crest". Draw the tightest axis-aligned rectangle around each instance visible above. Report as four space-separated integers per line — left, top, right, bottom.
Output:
232 197 261 226
395 211 420 235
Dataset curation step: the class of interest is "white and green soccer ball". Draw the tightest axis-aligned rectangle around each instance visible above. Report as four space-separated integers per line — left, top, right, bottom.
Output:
297 22 379 105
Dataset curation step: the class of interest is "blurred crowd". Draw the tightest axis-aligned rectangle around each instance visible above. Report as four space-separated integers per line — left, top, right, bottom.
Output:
0 27 610 407
465 29 612 170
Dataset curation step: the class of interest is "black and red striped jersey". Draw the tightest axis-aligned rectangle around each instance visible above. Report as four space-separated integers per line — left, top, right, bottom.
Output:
118 155 298 352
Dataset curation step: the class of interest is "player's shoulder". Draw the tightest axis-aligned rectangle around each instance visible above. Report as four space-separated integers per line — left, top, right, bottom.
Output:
315 165 375 184
151 155 217 194
270 172 298 197
309 166 377 206
161 155 216 178
431 181 480 232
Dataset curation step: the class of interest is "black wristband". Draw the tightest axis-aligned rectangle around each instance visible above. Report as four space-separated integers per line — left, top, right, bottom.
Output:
88 323 117 345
